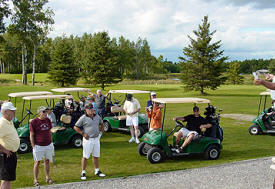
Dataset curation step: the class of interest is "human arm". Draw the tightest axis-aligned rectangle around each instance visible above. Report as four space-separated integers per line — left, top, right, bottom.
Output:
30 130 35 148
173 117 185 121
0 144 11 157
200 123 212 129
73 126 89 140
254 79 275 90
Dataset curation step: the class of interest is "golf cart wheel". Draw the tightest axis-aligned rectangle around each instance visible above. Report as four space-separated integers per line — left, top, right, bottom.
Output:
71 135 82 148
249 125 261 135
138 142 147 156
147 148 164 164
204 145 220 160
18 139 31 154
137 126 145 138
103 121 112 132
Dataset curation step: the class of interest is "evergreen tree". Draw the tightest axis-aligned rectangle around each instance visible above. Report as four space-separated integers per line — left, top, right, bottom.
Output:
226 62 244 84
179 16 228 94
269 59 275 73
81 31 121 90
48 37 79 86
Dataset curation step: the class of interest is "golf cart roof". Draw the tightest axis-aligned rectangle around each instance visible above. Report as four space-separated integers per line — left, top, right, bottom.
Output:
260 91 271 96
108 90 151 94
51 88 91 93
22 95 73 101
152 98 211 104
8 91 53 98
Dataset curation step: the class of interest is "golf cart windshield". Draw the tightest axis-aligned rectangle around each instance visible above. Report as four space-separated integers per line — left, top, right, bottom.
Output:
258 90 272 115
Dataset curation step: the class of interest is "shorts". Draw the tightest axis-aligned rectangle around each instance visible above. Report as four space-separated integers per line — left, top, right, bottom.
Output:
0 152 17 181
83 137 100 159
126 116 139 127
179 128 199 140
33 143 54 162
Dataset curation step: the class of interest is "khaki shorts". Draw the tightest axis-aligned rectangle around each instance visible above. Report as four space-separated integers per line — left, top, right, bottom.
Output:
33 143 54 162
83 137 100 159
179 128 199 140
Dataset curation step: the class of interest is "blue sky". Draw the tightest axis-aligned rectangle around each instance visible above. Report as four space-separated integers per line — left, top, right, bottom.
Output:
47 0 275 62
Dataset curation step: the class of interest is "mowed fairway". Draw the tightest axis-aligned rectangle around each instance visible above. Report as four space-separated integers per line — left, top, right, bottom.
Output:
0 81 274 188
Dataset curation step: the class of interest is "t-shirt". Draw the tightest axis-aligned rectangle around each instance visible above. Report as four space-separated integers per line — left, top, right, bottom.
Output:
30 118 52 146
184 114 207 134
0 117 20 152
75 114 103 138
123 98 141 117
93 94 106 109
147 100 152 108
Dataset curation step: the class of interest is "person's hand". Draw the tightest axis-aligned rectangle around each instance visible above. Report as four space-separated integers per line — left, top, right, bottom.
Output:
83 133 89 140
173 117 177 121
254 78 264 85
98 131 102 139
3 148 11 158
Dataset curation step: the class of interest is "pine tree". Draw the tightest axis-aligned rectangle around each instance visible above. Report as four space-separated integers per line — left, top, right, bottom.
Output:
81 31 121 90
179 16 228 94
226 62 244 84
269 59 275 73
48 37 79 86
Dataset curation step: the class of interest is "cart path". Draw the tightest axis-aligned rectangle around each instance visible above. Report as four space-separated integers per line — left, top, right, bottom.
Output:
25 157 275 189
221 113 256 122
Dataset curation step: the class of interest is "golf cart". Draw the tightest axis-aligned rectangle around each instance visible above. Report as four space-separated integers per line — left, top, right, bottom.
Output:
137 98 223 164
17 94 83 154
249 90 275 135
103 90 150 137
8 91 53 128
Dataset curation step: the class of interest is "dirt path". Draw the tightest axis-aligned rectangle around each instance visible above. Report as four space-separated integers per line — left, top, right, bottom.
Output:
221 114 256 122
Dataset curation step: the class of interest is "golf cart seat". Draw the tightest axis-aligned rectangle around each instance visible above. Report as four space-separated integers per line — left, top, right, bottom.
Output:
111 106 127 120
60 114 72 124
51 126 66 133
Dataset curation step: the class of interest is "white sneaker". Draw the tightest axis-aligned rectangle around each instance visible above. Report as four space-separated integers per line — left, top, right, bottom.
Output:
135 138 140 144
270 164 275 170
95 170 106 177
272 157 275 163
129 137 135 143
81 172 86 180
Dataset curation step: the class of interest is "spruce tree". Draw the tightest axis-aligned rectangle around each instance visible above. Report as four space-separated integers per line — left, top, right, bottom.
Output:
226 62 244 84
179 16 228 94
48 37 79 86
81 31 121 90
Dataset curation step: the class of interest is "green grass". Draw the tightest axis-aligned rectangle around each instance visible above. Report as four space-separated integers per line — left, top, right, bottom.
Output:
0 74 274 188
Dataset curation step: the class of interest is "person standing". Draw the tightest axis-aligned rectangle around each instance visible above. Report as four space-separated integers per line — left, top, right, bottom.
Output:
74 104 105 180
0 102 19 189
146 101 163 131
92 90 108 118
123 94 141 144
30 106 54 186
46 107 57 127
147 92 157 108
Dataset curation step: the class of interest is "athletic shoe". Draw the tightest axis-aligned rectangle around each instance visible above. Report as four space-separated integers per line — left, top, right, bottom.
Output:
95 170 106 177
270 164 275 170
135 138 140 144
129 137 135 143
176 147 183 153
81 172 86 180
272 157 275 163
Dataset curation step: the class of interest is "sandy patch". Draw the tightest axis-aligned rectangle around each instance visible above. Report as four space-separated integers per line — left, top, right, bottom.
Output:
221 114 256 122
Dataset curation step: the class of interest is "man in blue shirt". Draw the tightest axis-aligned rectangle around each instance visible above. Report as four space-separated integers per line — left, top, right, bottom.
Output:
147 92 156 108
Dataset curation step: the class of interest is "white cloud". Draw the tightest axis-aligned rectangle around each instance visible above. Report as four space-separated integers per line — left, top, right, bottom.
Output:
48 0 275 62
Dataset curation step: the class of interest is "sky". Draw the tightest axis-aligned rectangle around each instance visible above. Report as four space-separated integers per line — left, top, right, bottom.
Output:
47 0 275 62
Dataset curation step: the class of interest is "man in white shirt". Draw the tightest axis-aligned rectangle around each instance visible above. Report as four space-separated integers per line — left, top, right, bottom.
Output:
123 94 141 144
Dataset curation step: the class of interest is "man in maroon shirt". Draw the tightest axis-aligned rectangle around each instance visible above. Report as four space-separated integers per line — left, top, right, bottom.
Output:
30 106 54 186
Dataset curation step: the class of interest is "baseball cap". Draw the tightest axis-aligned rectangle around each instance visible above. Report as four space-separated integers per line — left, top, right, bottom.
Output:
1 102 16 111
193 106 199 112
97 89 101 93
151 92 156 96
126 94 133 101
37 106 49 113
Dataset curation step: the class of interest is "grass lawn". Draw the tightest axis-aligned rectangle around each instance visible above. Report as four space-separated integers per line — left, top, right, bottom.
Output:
0 75 274 188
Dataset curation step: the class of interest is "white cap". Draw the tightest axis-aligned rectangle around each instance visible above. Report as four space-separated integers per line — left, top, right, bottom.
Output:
151 92 156 96
97 89 102 93
1 102 16 111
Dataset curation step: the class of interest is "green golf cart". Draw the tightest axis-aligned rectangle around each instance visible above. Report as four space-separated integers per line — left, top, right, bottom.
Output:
138 98 223 164
249 90 275 135
103 90 150 137
16 94 83 154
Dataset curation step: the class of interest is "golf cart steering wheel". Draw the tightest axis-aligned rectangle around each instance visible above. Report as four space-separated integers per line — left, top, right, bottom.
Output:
175 120 184 128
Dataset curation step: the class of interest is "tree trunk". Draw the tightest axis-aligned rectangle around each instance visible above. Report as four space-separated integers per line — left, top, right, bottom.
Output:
32 44 36 86
101 82 105 90
22 45 28 85
200 86 204 95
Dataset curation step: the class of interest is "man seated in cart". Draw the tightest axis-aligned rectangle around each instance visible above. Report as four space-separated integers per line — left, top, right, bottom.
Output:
173 106 212 153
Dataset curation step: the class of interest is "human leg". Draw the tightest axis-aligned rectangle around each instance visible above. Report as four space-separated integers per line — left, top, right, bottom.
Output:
176 131 183 146
1 180 10 189
44 159 51 181
33 161 40 184
180 133 194 149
